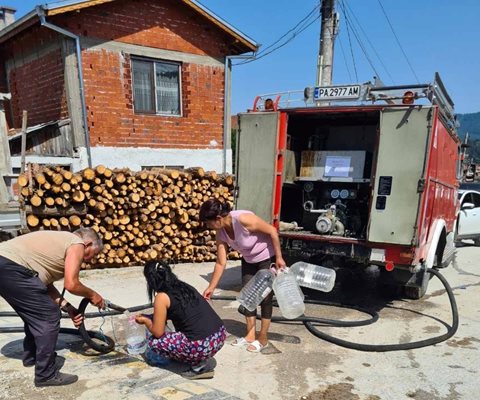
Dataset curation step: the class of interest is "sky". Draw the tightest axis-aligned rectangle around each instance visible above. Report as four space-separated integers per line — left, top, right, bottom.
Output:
7 0 480 115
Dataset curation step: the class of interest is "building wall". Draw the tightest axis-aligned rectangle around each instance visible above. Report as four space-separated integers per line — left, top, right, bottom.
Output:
48 0 230 151
2 28 69 127
1 0 241 171
81 50 225 150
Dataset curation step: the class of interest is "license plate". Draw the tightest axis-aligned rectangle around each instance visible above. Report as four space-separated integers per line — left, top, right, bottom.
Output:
313 85 361 101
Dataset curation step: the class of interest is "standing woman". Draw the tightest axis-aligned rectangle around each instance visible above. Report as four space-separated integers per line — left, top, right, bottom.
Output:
199 199 286 353
135 260 226 380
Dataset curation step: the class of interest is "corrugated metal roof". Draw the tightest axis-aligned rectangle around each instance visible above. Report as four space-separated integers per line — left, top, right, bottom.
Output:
0 0 258 52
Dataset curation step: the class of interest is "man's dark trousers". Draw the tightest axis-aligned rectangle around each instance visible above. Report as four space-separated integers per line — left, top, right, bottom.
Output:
0 256 60 382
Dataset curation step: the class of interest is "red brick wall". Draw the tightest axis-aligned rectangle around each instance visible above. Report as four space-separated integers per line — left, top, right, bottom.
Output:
8 49 68 127
1 27 68 128
84 50 224 148
54 0 233 58
53 0 229 149
0 58 7 93
2 0 234 147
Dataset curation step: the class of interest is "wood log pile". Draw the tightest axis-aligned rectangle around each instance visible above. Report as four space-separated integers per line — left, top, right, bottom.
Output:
18 165 239 268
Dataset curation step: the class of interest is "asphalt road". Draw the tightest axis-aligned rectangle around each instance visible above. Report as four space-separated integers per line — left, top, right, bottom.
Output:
0 242 478 399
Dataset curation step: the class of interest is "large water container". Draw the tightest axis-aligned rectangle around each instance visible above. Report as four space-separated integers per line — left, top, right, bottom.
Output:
290 261 336 292
273 268 305 319
237 268 275 312
125 312 147 355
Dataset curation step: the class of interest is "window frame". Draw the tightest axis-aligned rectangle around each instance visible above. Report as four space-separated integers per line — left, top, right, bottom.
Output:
131 56 182 117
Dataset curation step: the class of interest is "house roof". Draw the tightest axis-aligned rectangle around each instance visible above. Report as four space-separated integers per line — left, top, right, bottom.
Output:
0 0 258 53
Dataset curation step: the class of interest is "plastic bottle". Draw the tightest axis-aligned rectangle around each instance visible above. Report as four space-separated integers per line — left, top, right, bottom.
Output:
237 268 276 312
125 312 147 355
272 268 305 319
290 261 336 292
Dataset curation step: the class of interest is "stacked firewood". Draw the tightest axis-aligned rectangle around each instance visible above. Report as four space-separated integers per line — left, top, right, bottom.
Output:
17 165 238 267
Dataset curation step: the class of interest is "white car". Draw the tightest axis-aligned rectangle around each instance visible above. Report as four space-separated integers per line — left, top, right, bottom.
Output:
456 188 480 245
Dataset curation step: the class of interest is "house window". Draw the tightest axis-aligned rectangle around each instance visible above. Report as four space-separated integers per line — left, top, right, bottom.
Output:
132 58 181 116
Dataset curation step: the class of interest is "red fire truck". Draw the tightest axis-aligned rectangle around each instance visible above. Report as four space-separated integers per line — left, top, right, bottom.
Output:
235 73 461 299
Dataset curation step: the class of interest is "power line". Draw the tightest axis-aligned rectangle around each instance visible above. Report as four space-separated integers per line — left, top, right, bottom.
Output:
339 0 380 80
343 1 395 84
337 34 353 82
233 4 321 66
254 3 321 57
377 0 419 83
339 1 358 82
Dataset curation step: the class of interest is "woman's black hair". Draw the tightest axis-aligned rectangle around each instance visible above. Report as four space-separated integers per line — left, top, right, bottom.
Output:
143 260 198 309
199 198 231 222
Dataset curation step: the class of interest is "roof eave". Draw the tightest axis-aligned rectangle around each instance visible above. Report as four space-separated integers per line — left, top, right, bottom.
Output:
183 0 258 54
0 9 38 44
0 0 259 54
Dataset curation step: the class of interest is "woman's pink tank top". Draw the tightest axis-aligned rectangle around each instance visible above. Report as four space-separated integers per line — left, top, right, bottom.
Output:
217 210 275 263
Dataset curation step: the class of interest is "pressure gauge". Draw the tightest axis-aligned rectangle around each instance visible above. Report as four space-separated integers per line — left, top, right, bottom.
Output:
304 182 314 193
340 189 349 199
331 189 340 199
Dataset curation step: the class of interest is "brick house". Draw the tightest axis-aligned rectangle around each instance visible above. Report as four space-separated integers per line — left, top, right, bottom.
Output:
0 1 257 173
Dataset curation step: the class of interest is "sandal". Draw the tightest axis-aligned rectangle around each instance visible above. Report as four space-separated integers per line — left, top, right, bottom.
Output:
231 337 252 347
246 340 269 353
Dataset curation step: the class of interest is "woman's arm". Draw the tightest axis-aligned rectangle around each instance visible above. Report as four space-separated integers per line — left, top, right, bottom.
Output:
239 213 286 269
135 292 169 338
203 240 229 299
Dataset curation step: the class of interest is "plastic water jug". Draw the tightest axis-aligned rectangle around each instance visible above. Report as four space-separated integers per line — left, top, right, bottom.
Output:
237 268 275 311
125 312 147 355
272 268 305 319
290 261 336 292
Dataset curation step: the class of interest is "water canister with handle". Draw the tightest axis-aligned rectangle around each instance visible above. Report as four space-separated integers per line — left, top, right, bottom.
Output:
290 261 336 292
125 312 147 355
272 268 305 319
237 268 275 312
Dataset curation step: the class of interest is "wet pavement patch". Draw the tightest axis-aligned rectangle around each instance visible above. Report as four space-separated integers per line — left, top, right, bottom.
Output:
301 383 381 400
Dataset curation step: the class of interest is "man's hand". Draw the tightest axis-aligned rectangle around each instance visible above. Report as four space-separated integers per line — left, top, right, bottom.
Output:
66 305 84 328
89 292 105 309
203 286 215 300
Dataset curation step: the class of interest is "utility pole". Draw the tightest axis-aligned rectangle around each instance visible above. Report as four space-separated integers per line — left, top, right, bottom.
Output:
316 0 339 87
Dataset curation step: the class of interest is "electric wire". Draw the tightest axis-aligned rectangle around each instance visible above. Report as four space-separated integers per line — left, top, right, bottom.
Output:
339 0 358 82
234 5 321 66
254 3 320 56
343 0 395 84
377 0 419 83
339 0 381 80
337 35 353 82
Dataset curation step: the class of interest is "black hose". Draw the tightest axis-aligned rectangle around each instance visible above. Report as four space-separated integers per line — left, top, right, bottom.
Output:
76 298 115 354
0 299 152 354
0 268 458 353
211 295 379 327
302 268 458 351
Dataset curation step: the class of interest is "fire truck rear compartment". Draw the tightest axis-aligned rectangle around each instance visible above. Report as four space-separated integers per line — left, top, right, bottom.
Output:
280 110 380 240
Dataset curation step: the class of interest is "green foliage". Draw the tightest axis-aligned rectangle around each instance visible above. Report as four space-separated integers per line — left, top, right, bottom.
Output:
457 112 480 162
457 112 480 140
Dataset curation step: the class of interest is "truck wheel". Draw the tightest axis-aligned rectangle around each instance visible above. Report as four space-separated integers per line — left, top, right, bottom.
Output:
474 238 480 246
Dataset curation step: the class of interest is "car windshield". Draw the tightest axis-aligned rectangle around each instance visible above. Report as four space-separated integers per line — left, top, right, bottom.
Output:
460 182 480 191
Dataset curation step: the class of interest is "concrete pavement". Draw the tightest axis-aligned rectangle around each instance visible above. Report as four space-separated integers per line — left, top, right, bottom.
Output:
0 243 479 399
